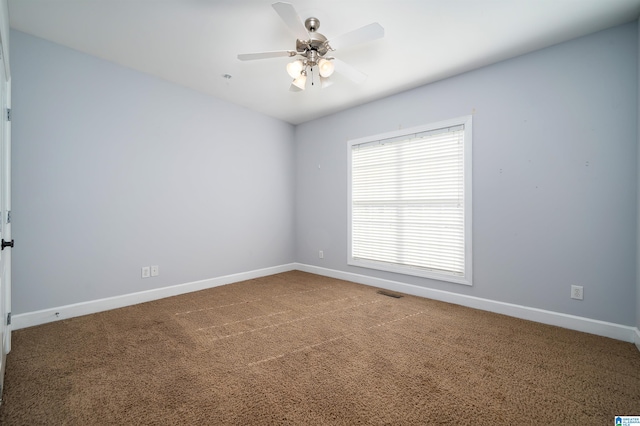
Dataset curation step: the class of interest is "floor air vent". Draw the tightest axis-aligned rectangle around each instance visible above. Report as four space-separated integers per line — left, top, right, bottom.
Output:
377 290 403 298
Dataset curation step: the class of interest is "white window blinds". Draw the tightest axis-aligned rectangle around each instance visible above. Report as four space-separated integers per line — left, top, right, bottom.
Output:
348 117 471 285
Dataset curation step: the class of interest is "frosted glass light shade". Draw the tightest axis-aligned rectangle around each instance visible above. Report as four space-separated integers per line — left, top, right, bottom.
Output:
318 58 335 78
292 72 307 90
286 60 304 78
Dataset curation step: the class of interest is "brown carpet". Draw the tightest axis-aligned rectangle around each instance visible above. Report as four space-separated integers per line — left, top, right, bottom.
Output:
0 271 638 425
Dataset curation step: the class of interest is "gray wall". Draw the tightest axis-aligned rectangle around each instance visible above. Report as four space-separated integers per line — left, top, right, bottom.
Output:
295 22 638 326
11 30 295 314
637 17 640 333
10 23 640 328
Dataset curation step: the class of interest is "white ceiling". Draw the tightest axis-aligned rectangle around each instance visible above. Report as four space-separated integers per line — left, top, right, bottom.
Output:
7 0 640 125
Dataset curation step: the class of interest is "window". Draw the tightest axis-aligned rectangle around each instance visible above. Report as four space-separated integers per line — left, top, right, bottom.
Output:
347 116 472 285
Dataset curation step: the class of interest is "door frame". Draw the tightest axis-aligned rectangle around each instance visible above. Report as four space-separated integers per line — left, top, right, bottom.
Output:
0 0 11 402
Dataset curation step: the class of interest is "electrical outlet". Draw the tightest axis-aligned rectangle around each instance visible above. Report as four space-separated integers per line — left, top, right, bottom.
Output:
151 265 159 277
319 250 324 259
570 285 583 300
141 266 151 278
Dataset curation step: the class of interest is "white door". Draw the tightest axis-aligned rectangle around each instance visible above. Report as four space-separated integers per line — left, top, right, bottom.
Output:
0 33 11 401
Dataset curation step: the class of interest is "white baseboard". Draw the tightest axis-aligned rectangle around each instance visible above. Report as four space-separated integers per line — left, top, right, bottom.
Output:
12 263 297 330
11 262 640 350
295 263 638 344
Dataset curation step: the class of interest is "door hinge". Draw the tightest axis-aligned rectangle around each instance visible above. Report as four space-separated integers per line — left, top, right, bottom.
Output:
6 108 10 122
6 210 10 224
6 312 10 326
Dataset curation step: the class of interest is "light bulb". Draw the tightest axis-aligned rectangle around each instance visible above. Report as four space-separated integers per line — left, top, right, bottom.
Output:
286 60 304 79
318 58 335 78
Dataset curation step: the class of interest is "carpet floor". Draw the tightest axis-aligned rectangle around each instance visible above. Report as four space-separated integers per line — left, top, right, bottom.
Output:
0 271 638 425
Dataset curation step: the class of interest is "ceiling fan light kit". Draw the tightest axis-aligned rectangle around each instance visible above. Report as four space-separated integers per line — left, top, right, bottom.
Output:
238 2 384 92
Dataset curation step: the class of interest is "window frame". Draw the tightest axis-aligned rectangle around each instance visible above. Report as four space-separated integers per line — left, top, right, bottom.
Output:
347 116 473 285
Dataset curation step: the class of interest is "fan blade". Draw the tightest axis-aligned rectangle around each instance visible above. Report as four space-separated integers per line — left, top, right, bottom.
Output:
328 22 384 50
238 50 296 61
333 58 367 84
272 2 310 41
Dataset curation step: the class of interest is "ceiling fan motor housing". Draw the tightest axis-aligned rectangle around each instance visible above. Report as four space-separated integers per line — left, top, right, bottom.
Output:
296 17 329 59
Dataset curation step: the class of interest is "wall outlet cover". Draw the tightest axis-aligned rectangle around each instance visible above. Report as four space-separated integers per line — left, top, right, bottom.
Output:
570 285 583 300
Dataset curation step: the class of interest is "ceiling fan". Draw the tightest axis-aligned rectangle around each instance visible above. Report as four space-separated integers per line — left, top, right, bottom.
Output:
237 2 384 91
